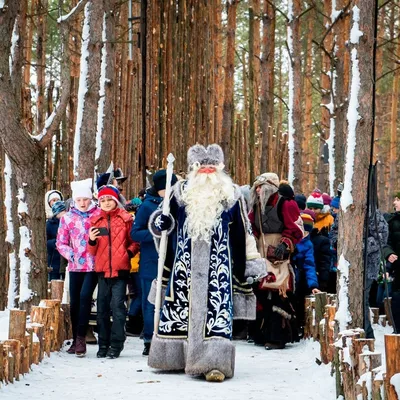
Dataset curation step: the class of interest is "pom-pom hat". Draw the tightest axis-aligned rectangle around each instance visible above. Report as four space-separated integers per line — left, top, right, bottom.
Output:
301 209 316 232
98 185 120 203
306 191 324 210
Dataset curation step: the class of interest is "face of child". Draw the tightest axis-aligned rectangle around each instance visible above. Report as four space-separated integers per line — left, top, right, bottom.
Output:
394 197 400 212
100 197 117 212
332 207 339 214
308 207 321 215
49 198 60 207
75 198 91 212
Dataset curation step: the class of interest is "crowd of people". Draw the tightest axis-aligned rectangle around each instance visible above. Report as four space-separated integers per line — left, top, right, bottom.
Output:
44 143 399 382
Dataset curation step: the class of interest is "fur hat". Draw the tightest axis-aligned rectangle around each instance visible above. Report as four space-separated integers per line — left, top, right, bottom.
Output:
306 191 324 210
301 209 316 232
187 144 224 167
295 194 307 210
152 169 178 192
71 178 93 201
253 172 280 188
47 190 63 206
98 185 120 204
331 196 340 209
51 201 66 217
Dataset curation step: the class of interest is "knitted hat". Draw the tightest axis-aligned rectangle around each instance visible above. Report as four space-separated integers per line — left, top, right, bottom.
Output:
71 179 93 201
301 209 316 232
331 196 340 209
47 190 63 206
322 193 332 206
306 191 324 210
253 172 280 188
98 185 120 203
51 201 66 217
295 194 306 210
152 169 178 192
96 172 113 190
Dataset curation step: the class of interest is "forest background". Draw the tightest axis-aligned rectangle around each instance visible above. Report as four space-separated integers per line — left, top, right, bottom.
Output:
0 0 390 322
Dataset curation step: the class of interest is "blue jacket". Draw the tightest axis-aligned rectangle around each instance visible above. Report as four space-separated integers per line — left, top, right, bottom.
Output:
130 189 162 280
293 235 319 290
46 217 61 273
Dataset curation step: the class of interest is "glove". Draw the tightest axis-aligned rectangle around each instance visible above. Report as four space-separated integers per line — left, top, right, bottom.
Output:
154 213 173 231
274 242 289 260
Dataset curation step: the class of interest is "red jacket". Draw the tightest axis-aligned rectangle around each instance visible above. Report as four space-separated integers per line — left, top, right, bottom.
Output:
88 208 140 278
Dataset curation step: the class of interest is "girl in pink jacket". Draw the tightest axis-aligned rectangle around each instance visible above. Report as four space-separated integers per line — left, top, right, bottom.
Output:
57 179 100 357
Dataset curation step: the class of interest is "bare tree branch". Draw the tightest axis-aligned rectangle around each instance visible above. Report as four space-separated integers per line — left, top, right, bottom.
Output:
57 0 88 23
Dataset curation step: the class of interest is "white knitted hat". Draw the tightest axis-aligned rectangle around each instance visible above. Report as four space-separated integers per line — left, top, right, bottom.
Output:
71 178 93 201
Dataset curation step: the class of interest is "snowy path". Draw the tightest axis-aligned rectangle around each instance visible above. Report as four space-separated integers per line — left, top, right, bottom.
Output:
1 338 336 400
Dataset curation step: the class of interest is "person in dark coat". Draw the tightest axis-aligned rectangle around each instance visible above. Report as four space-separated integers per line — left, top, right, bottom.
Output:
130 169 178 356
308 209 332 292
382 193 400 333
364 208 388 338
47 201 67 280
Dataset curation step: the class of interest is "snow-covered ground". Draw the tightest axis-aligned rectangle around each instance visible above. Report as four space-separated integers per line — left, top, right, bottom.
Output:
1 323 393 399
1 337 334 400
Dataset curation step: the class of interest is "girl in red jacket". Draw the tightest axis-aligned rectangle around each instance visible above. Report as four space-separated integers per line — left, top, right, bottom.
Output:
88 185 139 359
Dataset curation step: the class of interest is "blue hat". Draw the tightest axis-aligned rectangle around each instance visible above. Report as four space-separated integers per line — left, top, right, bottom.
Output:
96 173 112 190
152 170 178 192
295 194 306 210
51 201 66 217
331 196 340 209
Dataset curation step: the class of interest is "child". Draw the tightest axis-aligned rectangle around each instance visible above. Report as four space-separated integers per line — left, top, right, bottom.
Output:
292 210 320 335
306 191 334 235
47 201 67 280
57 179 100 357
88 185 139 359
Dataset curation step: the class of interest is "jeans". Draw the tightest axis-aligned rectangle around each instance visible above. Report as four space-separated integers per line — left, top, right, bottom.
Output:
69 271 97 339
97 276 127 350
128 273 142 317
141 278 155 344
364 277 374 339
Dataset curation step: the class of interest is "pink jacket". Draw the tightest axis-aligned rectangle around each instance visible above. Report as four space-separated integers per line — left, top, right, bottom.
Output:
56 204 101 272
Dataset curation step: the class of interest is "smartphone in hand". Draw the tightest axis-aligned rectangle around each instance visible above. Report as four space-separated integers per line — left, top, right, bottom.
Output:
97 227 109 236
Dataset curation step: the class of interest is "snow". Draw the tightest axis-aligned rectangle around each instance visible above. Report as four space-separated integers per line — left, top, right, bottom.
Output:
391 374 400 398
16 188 32 303
331 0 341 23
73 2 91 177
335 255 352 331
57 0 86 23
326 69 337 196
95 13 107 166
0 0 5 8
350 6 363 44
9 19 19 76
4 156 18 308
287 0 295 186
0 339 335 399
0 309 10 341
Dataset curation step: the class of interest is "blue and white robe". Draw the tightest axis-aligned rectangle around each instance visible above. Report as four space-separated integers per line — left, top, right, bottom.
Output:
148 182 266 378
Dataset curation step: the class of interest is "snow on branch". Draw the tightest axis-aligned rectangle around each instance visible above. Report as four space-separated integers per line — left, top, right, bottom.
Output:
57 0 89 23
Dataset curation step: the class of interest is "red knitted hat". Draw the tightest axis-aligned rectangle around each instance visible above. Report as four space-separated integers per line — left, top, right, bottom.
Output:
98 185 119 203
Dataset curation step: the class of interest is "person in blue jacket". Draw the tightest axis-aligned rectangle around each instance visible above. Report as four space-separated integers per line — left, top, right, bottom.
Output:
130 170 177 356
292 210 320 336
46 201 67 280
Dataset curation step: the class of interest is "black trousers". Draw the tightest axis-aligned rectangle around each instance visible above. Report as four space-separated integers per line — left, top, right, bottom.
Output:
97 276 127 350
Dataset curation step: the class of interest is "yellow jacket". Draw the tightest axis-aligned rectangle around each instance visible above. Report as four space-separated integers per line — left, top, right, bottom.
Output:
314 212 334 233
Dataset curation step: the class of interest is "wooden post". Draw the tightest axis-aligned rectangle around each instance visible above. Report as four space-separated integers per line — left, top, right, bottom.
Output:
314 292 328 340
3 340 21 381
304 296 314 339
40 299 61 351
30 323 45 363
31 305 51 357
370 307 380 325
0 343 3 383
61 303 73 340
50 280 64 301
8 309 26 341
384 298 393 327
385 334 400 400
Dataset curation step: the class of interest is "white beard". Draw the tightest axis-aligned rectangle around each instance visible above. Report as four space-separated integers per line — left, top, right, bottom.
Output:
181 168 235 242
250 183 278 213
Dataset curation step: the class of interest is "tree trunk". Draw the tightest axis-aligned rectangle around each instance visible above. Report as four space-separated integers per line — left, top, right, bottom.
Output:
260 0 275 173
73 0 104 179
287 0 303 192
337 1 376 330
221 0 238 172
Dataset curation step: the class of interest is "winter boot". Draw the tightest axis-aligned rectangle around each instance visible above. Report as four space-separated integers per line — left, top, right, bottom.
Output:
75 336 87 357
97 346 108 358
142 342 151 356
106 347 123 359
205 370 225 382
86 326 97 345
66 340 76 354
264 342 285 350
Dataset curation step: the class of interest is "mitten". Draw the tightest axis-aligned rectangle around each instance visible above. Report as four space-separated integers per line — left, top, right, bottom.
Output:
274 242 289 260
154 213 173 231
